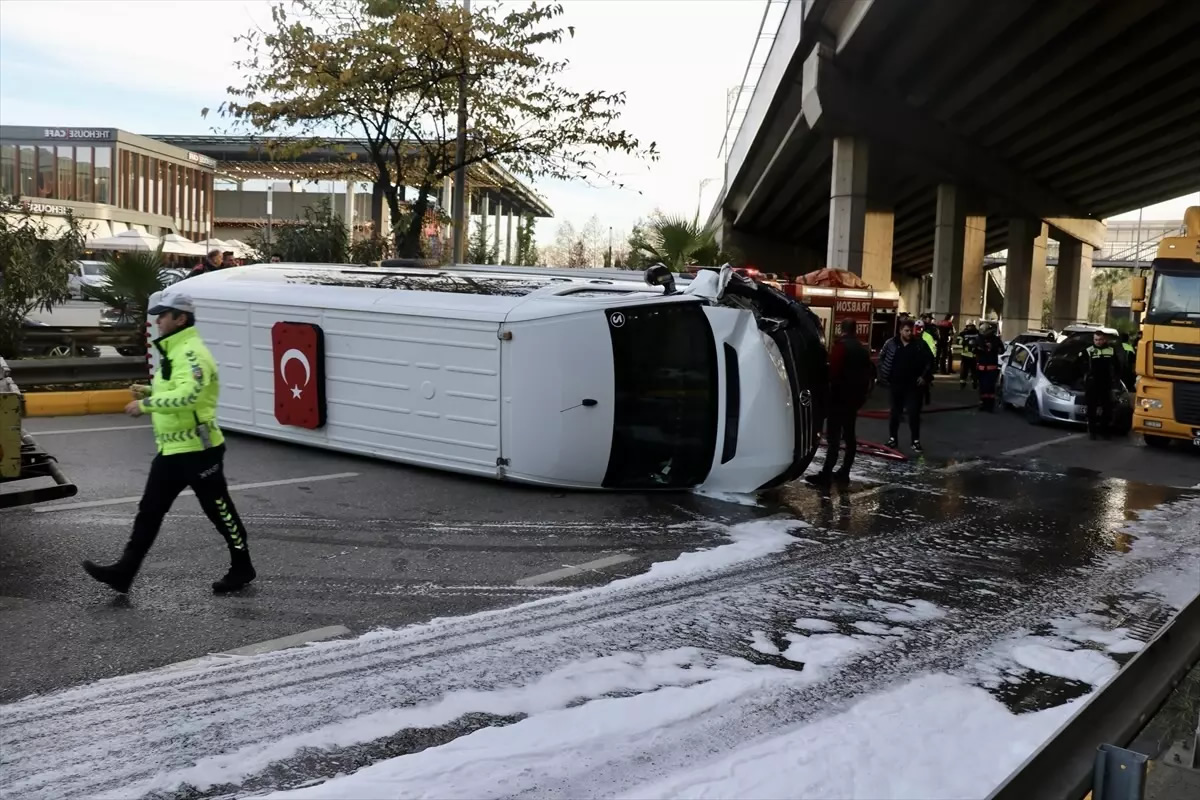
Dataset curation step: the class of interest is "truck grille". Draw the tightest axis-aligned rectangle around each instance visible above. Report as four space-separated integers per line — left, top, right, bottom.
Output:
1152 341 1200 379
1174 382 1200 426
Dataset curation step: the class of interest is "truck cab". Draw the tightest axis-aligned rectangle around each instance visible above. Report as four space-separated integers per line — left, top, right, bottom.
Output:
1130 206 1200 448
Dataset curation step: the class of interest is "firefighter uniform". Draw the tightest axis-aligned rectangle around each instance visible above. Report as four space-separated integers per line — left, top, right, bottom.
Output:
959 324 979 390
83 292 256 595
1086 341 1117 438
975 329 1002 412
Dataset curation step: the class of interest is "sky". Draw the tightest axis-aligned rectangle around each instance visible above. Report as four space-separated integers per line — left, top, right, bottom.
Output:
0 0 1195 247
0 0 764 245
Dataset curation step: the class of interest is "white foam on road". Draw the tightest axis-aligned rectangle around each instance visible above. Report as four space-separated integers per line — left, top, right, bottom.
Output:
616 673 1084 800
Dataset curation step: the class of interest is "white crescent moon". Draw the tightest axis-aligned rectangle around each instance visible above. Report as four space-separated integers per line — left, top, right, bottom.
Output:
279 348 312 387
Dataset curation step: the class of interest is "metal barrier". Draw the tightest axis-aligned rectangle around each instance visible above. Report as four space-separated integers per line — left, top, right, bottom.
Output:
21 325 143 350
4 356 148 386
987 590 1200 800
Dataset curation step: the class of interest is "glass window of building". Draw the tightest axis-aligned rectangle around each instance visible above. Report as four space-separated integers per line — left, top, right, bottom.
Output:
57 146 74 201
20 146 35 196
1 144 14 197
37 145 55 197
94 146 110 204
75 146 92 202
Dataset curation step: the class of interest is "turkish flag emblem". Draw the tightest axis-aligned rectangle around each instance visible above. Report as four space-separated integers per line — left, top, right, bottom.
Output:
272 322 326 429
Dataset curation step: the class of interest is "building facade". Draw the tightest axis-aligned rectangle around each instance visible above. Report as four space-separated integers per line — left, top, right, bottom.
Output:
0 125 216 240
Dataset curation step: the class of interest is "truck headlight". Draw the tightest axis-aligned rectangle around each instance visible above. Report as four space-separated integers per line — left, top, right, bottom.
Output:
1139 398 1163 410
1046 385 1072 401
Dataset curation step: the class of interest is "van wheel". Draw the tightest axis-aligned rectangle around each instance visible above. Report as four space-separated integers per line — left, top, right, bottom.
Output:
1144 434 1170 449
1024 395 1042 425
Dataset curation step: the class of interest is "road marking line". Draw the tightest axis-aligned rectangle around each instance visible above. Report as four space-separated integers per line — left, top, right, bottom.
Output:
30 424 150 435
223 625 351 657
517 554 636 586
1002 434 1080 457
158 625 352 671
33 472 360 513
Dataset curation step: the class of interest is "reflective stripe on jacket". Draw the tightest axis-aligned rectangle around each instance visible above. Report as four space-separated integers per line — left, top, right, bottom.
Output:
140 326 225 455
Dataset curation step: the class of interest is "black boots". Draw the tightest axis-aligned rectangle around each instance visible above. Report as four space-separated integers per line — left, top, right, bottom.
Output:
212 552 256 594
82 559 136 594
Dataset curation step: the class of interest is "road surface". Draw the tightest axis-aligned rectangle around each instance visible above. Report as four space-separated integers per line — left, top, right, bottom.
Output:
2 415 1198 798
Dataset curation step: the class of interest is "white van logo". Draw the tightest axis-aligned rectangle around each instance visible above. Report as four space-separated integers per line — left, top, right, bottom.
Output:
799 389 812 407
609 312 626 328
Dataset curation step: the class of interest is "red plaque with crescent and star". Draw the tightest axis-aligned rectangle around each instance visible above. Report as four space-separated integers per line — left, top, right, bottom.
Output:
272 321 326 429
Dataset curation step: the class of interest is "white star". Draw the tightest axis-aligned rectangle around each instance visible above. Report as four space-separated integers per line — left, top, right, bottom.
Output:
291 385 303 399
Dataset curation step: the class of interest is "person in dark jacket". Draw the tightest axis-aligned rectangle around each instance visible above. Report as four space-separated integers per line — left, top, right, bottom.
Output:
883 318 933 453
808 319 874 486
937 314 956 375
186 249 224 280
975 322 1003 411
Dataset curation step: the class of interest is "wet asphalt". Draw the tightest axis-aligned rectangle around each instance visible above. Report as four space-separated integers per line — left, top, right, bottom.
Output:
3 436 1198 798
2 394 1199 705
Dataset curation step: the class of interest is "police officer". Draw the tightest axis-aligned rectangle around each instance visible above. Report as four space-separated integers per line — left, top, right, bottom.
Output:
975 322 1003 412
83 291 257 594
958 321 979 390
1086 329 1117 440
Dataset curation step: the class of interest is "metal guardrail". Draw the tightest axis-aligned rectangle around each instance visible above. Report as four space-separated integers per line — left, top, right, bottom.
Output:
987 590 1200 800
5 356 148 386
21 325 143 349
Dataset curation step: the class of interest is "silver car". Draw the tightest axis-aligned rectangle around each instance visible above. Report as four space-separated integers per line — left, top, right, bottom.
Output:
68 260 110 300
1000 340 1133 432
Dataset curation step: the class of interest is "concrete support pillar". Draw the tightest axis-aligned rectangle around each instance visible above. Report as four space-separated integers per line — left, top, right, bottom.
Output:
826 136 869 273
505 208 514 265
862 209 894 291
1004 218 1050 333
930 184 966 319
897 273 922 315
344 181 356 241
1052 238 1094 329
960 215 987 320
493 199 502 265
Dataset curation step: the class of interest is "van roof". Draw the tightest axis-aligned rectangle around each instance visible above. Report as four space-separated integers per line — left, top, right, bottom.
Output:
174 262 682 322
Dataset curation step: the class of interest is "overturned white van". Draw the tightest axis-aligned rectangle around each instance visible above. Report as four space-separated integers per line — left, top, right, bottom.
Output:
150 263 827 493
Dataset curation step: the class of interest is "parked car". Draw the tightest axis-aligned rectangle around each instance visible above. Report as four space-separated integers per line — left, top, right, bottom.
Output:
1000 339 1132 432
99 307 146 356
998 329 1057 372
19 319 100 358
68 260 110 300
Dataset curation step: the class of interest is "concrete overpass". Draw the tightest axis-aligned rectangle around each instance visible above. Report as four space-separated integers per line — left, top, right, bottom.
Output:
714 0 1200 330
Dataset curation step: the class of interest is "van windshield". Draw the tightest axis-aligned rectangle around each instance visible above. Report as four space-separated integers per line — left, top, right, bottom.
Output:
603 302 718 489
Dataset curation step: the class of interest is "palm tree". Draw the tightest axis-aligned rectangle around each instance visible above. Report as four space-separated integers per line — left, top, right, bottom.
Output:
633 213 722 271
89 248 172 359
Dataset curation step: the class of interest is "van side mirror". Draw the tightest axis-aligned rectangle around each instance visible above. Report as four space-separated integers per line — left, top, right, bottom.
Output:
644 264 677 296
1131 299 1145 313
1131 275 1146 302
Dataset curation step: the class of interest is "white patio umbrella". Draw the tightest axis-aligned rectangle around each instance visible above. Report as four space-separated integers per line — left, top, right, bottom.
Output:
85 228 163 252
222 239 258 259
159 233 209 257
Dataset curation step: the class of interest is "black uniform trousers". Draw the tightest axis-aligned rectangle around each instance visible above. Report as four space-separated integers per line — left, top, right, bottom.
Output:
821 400 860 476
125 444 249 569
960 356 977 388
889 384 922 442
1086 383 1114 436
978 364 999 411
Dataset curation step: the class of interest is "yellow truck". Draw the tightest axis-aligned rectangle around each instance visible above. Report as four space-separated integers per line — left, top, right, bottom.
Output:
1130 206 1200 449
0 357 78 508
